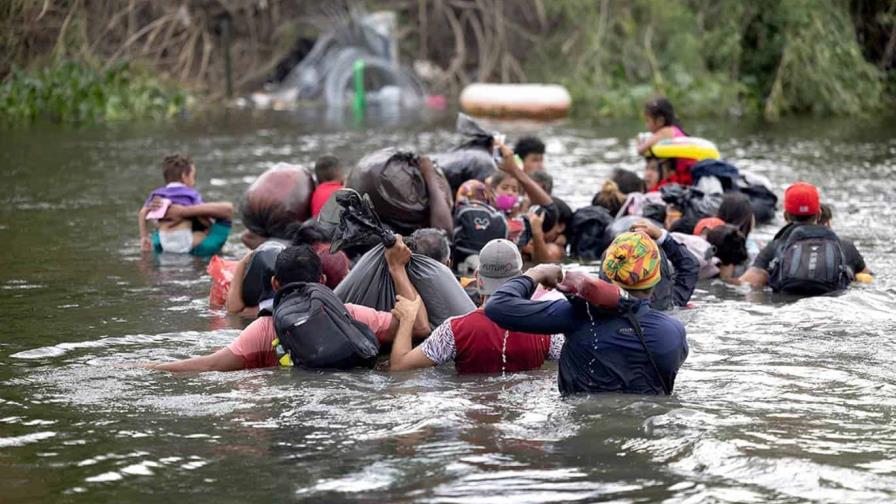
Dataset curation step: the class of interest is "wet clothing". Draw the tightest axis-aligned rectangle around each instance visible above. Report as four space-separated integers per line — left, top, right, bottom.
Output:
752 223 865 274
151 220 231 256
226 304 394 369
311 181 344 217
484 276 688 395
669 125 695 186
419 309 563 373
143 182 203 208
650 230 700 310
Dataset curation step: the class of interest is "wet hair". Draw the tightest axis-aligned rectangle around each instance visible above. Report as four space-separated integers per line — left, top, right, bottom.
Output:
553 198 573 229
409 228 450 264
489 171 517 191
291 220 331 246
819 203 833 226
314 155 343 183
642 203 667 224
611 168 646 194
531 170 554 194
162 154 194 183
274 245 322 285
644 97 680 128
706 224 748 266
718 192 754 236
591 180 627 217
514 136 545 160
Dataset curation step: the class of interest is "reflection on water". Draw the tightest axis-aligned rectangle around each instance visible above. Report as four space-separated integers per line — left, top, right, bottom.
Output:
1 110 896 502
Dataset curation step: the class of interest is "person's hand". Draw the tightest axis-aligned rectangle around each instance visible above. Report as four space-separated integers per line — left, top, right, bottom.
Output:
494 140 521 175
717 263 737 282
557 270 589 294
524 264 564 289
527 208 545 239
384 235 412 268
630 219 663 240
417 155 435 175
391 295 422 322
140 236 152 251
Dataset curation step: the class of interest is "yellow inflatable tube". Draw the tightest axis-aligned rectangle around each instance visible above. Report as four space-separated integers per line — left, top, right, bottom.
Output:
650 137 720 161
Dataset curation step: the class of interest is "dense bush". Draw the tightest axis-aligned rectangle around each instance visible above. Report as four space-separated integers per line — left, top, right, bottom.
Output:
0 61 187 123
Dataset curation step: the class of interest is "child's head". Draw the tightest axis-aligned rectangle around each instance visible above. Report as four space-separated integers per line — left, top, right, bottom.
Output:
314 155 343 184
643 96 678 132
489 172 521 213
593 180 626 217
162 154 196 186
514 136 545 173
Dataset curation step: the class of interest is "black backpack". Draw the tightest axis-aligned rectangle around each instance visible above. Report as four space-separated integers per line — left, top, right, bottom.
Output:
452 201 508 262
272 282 379 370
768 225 852 296
569 206 614 260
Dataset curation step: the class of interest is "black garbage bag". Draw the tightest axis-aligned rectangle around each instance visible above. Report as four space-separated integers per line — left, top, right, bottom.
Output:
432 113 499 194
335 244 476 328
691 159 740 192
568 206 614 261
660 183 722 233
330 189 396 253
737 171 778 224
240 163 315 239
241 241 287 308
345 148 452 236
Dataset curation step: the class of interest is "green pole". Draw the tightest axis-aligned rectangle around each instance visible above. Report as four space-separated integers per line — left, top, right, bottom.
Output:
352 59 366 119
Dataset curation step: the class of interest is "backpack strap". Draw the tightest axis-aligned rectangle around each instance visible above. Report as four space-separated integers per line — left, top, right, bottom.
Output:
623 310 671 395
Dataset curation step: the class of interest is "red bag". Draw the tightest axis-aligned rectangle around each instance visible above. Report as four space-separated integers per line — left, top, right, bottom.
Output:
207 255 238 308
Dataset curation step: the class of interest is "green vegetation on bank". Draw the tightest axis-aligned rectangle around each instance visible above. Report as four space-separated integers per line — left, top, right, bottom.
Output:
0 61 187 124
527 0 893 119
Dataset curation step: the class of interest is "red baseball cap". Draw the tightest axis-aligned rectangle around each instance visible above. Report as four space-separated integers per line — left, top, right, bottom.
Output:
693 217 726 236
784 182 820 217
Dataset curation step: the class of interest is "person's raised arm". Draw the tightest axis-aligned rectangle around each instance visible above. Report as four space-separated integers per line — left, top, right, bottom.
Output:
167 202 234 222
137 206 152 251
632 220 698 307
389 295 433 371
385 236 430 336
483 265 578 335
145 347 244 373
527 209 552 264
495 142 553 207
417 155 453 236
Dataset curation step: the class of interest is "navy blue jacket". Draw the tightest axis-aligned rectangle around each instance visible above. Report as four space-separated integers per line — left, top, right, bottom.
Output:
484 276 688 395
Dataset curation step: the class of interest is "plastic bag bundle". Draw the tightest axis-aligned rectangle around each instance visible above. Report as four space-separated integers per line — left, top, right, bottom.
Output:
240 163 315 240
207 256 238 307
345 148 451 235
335 244 476 328
432 113 499 194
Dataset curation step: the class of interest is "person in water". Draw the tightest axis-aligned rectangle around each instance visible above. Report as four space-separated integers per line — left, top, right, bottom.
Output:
717 192 761 263
514 135 546 174
637 97 693 188
527 170 570 263
147 243 430 372
489 141 554 244
484 229 689 395
818 203 871 277
310 155 344 218
388 239 570 373
138 154 232 255
719 182 863 291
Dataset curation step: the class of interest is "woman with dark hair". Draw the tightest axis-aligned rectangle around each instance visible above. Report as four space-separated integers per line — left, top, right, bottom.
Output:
717 192 761 263
637 97 695 188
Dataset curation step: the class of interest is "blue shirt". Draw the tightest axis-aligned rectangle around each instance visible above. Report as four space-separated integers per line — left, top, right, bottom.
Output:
484 276 688 395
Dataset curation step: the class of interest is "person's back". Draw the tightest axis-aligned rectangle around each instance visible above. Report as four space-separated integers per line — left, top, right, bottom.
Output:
484 229 689 395
310 155 345 217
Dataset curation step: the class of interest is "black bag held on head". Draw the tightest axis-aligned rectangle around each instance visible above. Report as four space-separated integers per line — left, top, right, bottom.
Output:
568 206 614 260
768 225 852 296
272 282 379 370
452 201 508 263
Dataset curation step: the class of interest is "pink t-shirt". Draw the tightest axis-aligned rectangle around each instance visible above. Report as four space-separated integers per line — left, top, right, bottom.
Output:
226 304 394 369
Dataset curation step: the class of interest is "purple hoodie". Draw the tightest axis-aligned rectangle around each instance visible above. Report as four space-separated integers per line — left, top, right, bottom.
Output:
143 183 203 208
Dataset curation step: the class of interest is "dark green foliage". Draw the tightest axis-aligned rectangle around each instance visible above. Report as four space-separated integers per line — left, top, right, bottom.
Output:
0 61 187 124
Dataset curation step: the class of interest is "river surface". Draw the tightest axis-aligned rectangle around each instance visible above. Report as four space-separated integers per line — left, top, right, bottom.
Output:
2 110 896 503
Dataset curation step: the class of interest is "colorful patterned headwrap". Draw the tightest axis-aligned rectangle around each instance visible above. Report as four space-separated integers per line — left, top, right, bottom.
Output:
455 179 495 207
601 231 661 290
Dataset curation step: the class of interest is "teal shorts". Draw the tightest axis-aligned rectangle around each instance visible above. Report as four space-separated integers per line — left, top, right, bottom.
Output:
151 220 231 256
